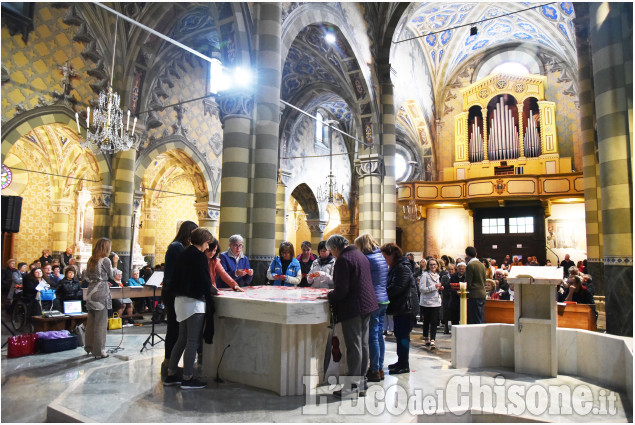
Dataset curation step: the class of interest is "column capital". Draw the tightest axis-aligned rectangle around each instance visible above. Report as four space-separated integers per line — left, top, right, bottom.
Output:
133 190 144 212
91 185 113 209
51 198 73 214
277 168 292 185
218 90 254 123
378 63 393 85
306 219 328 234
143 207 160 221
195 202 220 221
355 154 383 177
203 98 220 120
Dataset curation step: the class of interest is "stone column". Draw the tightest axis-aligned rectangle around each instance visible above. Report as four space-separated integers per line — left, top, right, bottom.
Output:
196 202 220 235
249 2 283 284
574 3 604 294
91 185 113 242
141 207 158 267
306 219 327 247
111 149 136 280
218 92 253 250
590 2 633 336
275 169 291 247
51 198 74 257
380 64 397 244
355 154 383 241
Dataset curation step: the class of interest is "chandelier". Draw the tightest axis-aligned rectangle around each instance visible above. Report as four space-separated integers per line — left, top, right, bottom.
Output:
316 120 344 206
75 17 137 154
403 199 422 221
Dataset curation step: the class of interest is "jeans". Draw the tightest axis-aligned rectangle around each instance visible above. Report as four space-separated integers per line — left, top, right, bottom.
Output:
168 313 205 379
369 304 388 373
163 295 178 360
340 314 370 388
421 306 440 340
393 315 414 367
467 298 485 324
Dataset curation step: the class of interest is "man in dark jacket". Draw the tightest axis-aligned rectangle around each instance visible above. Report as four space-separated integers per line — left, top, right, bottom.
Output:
326 234 378 398
465 246 487 324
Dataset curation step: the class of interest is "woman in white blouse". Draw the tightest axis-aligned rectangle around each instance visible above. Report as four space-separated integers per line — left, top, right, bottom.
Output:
419 258 442 349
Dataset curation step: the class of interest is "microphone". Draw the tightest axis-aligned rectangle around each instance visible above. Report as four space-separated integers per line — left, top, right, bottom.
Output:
546 246 560 268
215 344 231 383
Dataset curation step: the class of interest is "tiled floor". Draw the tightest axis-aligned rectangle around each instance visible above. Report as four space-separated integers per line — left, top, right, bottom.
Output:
1 315 631 423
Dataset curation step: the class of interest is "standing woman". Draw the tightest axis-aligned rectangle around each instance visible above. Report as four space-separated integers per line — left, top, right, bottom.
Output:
355 233 389 382
419 258 442 349
307 241 336 289
84 238 118 359
267 242 301 286
296 241 317 287
162 220 199 377
164 227 218 389
380 243 418 375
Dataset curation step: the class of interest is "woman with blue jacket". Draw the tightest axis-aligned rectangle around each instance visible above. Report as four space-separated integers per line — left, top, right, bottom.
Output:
266 242 301 286
355 233 389 382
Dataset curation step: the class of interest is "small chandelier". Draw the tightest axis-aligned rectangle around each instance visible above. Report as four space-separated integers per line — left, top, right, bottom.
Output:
316 119 344 206
403 199 422 221
75 17 137 154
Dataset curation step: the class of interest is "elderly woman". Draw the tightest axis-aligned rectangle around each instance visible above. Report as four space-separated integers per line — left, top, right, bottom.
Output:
218 234 253 288
267 242 301 286
354 233 389 382
84 238 119 359
381 243 418 375
307 240 335 289
111 269 134 324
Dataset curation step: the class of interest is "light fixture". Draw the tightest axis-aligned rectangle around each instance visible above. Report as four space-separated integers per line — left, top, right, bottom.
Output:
324 32 336 44
470 26 478 36
403 199 422 221
316 119 344 206
75 17 137 154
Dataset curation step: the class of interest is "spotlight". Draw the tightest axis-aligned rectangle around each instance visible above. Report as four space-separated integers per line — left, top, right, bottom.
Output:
324 32 336 44
470 26 478 36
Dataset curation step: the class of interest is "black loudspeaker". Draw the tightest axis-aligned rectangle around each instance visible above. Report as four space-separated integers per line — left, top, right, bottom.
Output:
1 195 22 233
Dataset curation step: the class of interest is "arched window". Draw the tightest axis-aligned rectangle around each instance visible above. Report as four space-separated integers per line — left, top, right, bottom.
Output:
489 62 530 76
315 111 329 147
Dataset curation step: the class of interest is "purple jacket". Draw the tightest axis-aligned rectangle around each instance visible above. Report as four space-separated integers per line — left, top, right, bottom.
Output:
327 245 378 322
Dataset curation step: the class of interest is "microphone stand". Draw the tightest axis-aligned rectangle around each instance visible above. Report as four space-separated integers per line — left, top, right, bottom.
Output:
215 344 231 383
546 246 561 269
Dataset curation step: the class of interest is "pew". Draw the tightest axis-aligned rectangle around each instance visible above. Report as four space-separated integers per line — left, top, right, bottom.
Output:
484 299 597 331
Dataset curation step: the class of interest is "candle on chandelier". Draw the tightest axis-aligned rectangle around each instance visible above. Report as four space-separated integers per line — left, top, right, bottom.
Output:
86 107 90 128
131 117 137 135
126 110 130 131
75 112 81 134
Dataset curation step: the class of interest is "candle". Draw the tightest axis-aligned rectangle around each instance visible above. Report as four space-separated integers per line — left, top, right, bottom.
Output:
131 117 137 135
126 110 130 131
459 282 467 291
86 107 90 127
75 112 81 134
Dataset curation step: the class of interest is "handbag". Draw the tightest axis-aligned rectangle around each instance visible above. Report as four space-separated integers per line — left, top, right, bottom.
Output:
7 333 38 358
39 288 55 301
107 313 122 330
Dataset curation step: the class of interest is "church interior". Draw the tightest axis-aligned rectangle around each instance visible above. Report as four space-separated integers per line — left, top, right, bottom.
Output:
0 2 632 422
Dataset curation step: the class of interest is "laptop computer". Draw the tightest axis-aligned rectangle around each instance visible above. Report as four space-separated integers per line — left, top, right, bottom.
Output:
63 300 84 315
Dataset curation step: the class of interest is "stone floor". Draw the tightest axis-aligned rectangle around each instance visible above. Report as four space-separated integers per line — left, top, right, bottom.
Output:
1 312 631 423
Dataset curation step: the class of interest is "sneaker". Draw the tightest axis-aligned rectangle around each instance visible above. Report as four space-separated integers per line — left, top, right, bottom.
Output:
180 378 207 389
163 374 181 386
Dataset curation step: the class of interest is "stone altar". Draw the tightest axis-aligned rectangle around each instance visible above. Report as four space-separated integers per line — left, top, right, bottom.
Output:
202 286 337 396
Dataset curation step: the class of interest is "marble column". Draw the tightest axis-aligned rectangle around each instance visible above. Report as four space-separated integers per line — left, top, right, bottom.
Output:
306 219 327 247
574 3 604 294
250 2 283 284
111 149 136 281
275 169 292 248
380 64 397 244
218 92 253 250
590 2 633 336
51 198 74 257
355 154 383 241
196 202 221 236
91 185 113 242
141 206 158 267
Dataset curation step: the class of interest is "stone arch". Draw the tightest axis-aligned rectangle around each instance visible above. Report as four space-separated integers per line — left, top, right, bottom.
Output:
289 183 321 221
135 136 217 204
1 106 110 185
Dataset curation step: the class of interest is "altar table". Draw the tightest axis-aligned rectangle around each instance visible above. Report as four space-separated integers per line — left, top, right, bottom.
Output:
202 286 336 396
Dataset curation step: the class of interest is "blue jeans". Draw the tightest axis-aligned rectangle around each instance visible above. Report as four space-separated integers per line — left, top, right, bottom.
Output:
393 315 415 367
369 303 388 373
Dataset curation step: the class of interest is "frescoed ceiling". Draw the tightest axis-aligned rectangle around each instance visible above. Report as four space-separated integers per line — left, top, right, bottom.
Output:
403 2 577 90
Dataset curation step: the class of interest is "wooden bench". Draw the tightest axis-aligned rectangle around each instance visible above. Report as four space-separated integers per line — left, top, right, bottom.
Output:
31 314 88 332
484 300 597 331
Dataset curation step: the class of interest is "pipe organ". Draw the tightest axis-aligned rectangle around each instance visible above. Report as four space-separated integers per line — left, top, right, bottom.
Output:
453 73 563 179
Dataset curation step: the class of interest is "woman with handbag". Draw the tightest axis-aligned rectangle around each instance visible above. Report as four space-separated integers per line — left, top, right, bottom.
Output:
84 238 119 359
380 243 418 375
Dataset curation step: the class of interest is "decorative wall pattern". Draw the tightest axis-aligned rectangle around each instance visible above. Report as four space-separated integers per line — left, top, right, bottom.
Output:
0 5 93 123
397 214 426 255
154 175 198 265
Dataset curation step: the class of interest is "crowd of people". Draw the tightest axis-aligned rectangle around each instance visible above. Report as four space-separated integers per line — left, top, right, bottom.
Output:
1 235 596 396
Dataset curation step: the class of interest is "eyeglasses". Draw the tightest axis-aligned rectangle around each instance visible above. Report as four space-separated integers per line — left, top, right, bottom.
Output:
232 244 244 249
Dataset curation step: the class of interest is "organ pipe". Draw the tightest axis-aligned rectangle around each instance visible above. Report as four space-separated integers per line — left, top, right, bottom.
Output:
487 97 521 161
